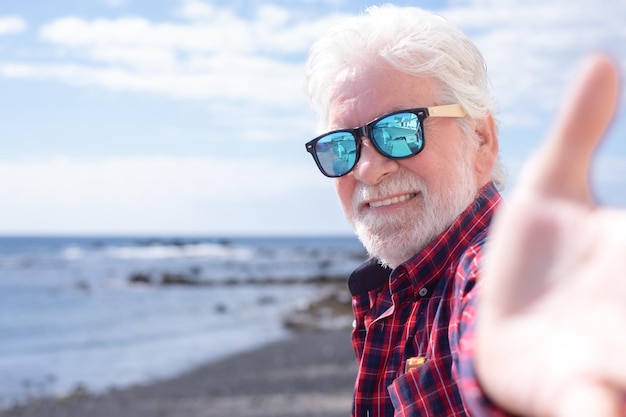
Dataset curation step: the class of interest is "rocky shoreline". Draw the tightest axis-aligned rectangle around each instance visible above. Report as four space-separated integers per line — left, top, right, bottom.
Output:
127 268 355 333
128 270 351 287
1 274 358 417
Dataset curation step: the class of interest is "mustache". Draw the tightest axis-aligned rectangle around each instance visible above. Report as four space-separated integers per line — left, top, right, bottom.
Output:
352 170 428 207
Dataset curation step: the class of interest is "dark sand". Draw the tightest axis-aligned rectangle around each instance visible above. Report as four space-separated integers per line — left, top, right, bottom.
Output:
0 330 357 417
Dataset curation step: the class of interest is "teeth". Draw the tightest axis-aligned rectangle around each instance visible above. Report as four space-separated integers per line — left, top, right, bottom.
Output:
369 194 414 208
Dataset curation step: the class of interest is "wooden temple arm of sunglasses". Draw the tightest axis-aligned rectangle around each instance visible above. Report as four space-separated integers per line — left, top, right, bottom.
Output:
427 104 466 118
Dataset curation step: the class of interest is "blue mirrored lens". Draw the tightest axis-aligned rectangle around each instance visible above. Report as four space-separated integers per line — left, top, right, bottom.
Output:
371 112 423 158
315 132 357 176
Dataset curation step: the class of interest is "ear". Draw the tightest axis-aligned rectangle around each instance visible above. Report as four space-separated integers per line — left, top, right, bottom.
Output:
473 113 499 180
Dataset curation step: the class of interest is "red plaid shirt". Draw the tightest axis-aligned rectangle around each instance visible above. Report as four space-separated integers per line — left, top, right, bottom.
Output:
348 182 507 417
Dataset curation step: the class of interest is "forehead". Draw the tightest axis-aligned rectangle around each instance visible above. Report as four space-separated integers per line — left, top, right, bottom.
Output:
327 62 439 129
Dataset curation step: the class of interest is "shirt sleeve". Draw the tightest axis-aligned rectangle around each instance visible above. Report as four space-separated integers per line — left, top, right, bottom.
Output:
450 240 515 417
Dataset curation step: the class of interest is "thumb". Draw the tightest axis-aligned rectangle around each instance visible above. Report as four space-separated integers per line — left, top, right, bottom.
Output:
525 54 620 202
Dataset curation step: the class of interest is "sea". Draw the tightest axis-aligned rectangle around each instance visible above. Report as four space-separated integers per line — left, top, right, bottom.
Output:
0 235 367 408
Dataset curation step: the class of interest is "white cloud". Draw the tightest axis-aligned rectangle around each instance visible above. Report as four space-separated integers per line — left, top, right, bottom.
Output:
0 15 27 35
257 4 291 28
87 45 179 70
176 0 216 20
0 5 343 145
4 1 624 132
37 7 340 54
38 16 251 52
204 99 317 143
0 56 305 106
0 156 320 202
15 0 619 136
443 0 626 128
0 156 338 234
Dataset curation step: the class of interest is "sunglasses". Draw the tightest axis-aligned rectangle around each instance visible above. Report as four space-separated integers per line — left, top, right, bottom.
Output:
305 104 466 177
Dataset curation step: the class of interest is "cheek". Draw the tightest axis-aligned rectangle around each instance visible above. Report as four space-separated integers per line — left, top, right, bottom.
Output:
399 127 465 186
398 154 436 186
335 177 356 218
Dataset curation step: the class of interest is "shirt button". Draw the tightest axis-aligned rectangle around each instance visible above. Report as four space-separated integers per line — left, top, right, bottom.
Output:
418 287 428 297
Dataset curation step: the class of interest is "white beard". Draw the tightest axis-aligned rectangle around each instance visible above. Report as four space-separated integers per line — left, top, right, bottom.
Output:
350 146 479 269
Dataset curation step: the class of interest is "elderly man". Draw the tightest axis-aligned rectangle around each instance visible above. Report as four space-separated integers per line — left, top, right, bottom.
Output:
304 5 625 417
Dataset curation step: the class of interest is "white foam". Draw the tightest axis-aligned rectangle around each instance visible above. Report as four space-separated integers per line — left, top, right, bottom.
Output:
103 243 254 260
62 246 85 260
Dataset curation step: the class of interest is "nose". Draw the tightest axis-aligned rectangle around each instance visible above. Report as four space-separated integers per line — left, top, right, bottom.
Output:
353 137 399 185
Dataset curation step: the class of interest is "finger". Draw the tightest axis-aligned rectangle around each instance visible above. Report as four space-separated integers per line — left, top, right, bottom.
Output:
525 54 620 202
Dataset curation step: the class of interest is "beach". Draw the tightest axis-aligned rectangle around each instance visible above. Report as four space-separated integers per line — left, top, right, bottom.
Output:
0 236 363 416
0 329 357 417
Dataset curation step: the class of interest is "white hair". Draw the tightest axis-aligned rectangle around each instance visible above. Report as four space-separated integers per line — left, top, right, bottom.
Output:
304 4 506 189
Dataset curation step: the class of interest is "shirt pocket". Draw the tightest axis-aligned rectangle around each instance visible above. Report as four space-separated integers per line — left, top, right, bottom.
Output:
388 357 465 416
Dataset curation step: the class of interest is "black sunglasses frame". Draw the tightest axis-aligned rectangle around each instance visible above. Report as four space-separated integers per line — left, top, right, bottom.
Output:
305 104 466 178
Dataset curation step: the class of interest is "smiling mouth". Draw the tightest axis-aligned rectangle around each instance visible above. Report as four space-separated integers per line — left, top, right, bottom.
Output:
368 193 417 208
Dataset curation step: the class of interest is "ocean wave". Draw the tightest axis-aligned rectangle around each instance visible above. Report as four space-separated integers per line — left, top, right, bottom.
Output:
102 243 255 261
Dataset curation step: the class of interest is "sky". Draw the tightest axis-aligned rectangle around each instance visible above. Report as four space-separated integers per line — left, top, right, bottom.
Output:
0 0 625 236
